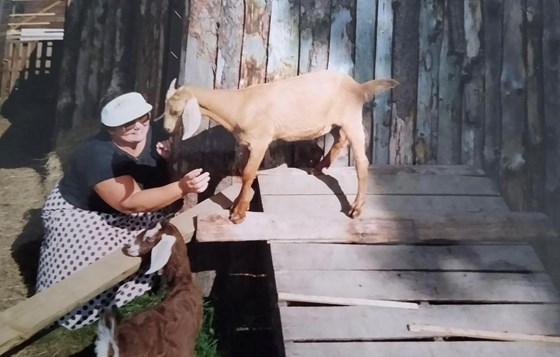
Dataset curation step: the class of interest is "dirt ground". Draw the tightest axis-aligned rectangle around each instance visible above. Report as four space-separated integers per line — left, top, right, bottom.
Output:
0 84 96 355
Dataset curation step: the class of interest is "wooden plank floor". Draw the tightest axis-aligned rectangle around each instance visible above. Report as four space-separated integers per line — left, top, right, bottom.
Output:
257 165 560 357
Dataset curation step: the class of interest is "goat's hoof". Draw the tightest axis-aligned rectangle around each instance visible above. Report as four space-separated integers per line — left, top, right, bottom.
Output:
349 206 362 218
310 167 324 176
229 211 246 224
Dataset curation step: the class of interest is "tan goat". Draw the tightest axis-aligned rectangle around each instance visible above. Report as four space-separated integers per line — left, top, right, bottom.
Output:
163 70 399 224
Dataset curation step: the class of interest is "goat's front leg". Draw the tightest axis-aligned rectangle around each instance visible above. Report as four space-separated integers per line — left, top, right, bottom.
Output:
342 123 368 218
312 127 348 175
230 143 268 224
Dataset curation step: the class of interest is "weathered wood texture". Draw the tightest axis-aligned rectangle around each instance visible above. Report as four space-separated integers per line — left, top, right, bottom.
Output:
53 0 171 134
52 0 560 224
284 342 560 357
168 0 560 220
197 211 557 243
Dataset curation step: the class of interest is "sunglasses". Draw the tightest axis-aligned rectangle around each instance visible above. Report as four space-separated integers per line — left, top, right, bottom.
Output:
121 113 151 132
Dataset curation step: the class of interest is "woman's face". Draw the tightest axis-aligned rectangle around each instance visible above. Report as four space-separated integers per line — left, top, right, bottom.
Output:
109 113 150 144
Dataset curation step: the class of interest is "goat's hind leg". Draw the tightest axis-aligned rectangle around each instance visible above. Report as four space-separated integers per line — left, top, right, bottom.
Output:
312 127 348 175
341 123 368 218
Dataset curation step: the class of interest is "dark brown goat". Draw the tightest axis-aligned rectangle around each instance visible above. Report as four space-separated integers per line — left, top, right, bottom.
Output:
95 220 202 357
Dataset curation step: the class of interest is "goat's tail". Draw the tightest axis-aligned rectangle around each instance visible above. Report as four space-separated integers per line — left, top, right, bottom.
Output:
95 308 120 357
360 78 399 102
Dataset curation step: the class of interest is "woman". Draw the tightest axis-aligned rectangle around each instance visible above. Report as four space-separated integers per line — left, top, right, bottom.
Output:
36 92 210 329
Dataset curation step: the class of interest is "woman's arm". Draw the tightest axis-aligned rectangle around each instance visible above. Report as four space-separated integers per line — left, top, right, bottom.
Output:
94 168 210 214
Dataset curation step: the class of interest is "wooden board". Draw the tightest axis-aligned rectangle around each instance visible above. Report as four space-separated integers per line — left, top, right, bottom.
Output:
280 305 560 341
372 0 393 164
284 342 560 357
196 211 557 243
258 164 486 176
415 0 443 164
257 172 500 195
270 243 545 271
261 195 509 215
170 183 241 240
274 270 559 303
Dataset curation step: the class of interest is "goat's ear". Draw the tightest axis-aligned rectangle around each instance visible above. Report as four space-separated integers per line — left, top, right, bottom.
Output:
145 234 176 275
166 78 178 100
181 96 202 140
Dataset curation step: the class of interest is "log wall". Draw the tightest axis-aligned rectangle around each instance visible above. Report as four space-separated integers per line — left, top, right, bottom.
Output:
54 0 560 226
54 0 172 134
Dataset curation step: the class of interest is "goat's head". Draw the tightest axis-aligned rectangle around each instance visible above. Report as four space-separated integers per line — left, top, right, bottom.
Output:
124 221 178 275
163 79 202 141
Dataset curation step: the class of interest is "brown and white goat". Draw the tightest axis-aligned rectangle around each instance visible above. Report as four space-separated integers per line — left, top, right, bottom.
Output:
164 70 399 224
95 220 202 357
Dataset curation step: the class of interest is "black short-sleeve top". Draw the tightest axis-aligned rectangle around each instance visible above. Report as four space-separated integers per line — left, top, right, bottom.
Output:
58 125 169 213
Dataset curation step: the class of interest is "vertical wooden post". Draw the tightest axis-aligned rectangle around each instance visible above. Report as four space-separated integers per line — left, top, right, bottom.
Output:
239 0 271 89
542 0 560 221
500 0 527 211
373 0 393 164
263 0 300 168
482 0 503 182
296 0 331 167
437 0 464 164
461 0 484 168
390 0 420 165
355 0 377 164
326 0 355 167
525 0 545 212
415 0 443 164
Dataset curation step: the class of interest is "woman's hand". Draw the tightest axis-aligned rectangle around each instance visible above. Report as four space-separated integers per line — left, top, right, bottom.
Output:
179 168 210 194
156 139 171 160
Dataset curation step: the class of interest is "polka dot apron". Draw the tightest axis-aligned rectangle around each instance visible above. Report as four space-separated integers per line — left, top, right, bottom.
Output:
36 185 167 329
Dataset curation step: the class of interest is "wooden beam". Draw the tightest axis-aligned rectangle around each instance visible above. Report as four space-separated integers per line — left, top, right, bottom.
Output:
280 305 560 341
408 323 560 343
278 293 419 309
8 22 51 26
270 243 545 272
276 271 559 303
9 12 56 17
284 342 560 356
10 0 64 29
196 211 558 243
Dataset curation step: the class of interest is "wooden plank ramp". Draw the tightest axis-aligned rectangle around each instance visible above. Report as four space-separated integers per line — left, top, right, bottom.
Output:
197 165 560 356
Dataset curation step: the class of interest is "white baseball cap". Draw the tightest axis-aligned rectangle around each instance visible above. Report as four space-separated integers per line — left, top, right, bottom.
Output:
101 92 153 127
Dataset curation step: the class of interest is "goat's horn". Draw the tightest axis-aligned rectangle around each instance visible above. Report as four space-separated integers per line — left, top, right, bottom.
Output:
166 78 178 100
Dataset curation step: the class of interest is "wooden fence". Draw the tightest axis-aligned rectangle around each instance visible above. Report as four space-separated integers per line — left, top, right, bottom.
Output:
171 0 560 220
0 40 61 101
53 0 560 224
